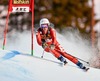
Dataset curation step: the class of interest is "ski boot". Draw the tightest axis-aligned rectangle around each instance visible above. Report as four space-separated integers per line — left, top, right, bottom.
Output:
82 66 89 72
63 60 68 66
76 61 89 72
58 55 68 66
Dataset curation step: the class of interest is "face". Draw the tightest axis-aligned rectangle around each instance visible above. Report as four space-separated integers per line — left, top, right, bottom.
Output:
42 27 48 34
41 24 48 34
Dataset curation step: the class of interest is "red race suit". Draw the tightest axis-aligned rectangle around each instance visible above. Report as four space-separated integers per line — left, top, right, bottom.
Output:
36 27 78 64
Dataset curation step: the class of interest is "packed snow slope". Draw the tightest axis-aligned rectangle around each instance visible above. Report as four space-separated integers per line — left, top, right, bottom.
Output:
0 49 100 81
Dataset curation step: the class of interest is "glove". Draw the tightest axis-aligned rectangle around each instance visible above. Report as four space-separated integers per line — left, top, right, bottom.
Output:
50 44 55 50
42 42 48 49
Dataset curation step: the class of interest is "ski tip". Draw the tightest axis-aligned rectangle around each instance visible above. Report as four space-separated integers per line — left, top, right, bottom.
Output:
64 62 68 66
83 68 90 72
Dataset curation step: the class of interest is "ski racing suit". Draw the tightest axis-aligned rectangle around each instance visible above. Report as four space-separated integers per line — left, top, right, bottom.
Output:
36 27 86 69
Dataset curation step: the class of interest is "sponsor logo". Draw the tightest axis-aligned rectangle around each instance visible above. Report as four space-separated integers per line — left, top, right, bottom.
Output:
13 0 30 4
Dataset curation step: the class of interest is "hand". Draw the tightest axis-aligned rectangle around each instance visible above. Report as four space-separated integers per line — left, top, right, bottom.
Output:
50 44 55 50
42 43 48 49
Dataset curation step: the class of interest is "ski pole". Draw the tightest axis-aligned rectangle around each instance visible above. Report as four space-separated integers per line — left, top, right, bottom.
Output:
75 57 89 64
55 48 89 64
67 54 90 64
41 50 45 58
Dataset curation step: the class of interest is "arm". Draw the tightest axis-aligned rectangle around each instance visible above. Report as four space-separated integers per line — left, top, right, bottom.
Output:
36 30 42 46
50 28 57 45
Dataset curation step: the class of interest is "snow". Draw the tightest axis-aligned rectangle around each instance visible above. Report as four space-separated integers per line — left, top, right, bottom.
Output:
0 49 100 81
94 22 100 32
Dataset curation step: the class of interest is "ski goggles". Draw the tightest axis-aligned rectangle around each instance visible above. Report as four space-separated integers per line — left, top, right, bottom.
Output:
41 24 48 28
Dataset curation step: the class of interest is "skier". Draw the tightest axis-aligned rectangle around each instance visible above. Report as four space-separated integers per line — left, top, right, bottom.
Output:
36 18 89 71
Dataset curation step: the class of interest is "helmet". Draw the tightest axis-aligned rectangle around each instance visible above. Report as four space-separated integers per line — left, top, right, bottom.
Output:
40 18 50 28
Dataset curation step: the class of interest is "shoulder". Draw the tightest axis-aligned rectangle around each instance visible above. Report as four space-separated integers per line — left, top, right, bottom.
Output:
49 27 55 32
49 27 55 31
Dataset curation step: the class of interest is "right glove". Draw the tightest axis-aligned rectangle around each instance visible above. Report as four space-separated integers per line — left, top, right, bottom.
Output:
42 42 48 49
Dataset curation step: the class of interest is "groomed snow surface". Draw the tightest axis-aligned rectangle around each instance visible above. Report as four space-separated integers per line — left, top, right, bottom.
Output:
0 49 100 81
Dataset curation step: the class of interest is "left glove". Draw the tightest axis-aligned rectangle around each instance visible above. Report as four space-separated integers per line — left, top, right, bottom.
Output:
50 44 55 50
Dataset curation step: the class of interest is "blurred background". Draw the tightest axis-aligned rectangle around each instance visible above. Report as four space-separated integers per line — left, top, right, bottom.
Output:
0 0 99 32
0 0 100 67
0 1 100 37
